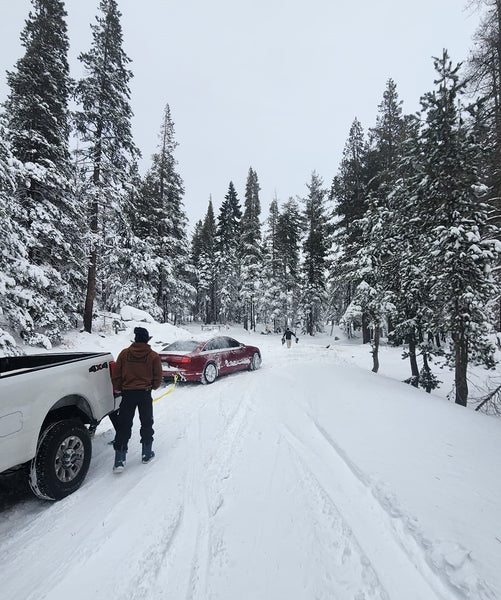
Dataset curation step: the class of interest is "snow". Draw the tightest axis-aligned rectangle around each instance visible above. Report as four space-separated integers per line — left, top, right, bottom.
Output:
1 318 500 600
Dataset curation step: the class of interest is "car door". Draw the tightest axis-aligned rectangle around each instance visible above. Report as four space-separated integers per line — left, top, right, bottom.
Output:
215 337 233 374
226 337 247 372
203 337 228 375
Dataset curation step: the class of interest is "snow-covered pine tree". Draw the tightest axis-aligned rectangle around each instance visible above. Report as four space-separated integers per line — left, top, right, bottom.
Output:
276 197 302 331
104 161 163 319
466 0 501 224
367 79 407 178
412 50 500 406
329 118 370 337
74 0 138 333
240 167 262 330
190 219 205 319
192 200 217 323
347 80 410 372
260 196 284 331
215 181 242 323
139 104 194 324
466 0 501 330
0 127 30 354
301 171 330 335
379 110 444 390
3 0 85 344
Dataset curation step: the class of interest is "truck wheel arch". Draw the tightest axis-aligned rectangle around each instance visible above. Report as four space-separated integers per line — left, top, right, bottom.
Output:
46 394 94 424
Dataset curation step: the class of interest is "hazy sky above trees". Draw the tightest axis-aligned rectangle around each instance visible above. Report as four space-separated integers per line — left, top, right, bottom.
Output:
0 0 479 227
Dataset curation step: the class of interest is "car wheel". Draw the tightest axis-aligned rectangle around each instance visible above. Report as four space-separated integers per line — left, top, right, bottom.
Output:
202 362 217 384
29 420 92 501
249 352 261 371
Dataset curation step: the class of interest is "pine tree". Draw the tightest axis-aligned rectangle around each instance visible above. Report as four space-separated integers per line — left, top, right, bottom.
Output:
276 197 302 330
367 79 407 178
3 0 85 344
5 0 71 168
215 181 242 323
139 104 193 323
74 0 138 332
260 196 283 331
347 80 410 371
0 127 29 354
190 219 205 319
393 51 500 405
331 118 368 248
105 162 163 319
329 118 369 336
466 0 501 330
301 171 330 335
240 167 262 330
466 0 501 218
193 200 217 323
422 52 500 405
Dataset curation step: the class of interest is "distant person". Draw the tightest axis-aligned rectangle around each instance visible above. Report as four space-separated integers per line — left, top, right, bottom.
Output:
282 327 297 348
111 327 162 473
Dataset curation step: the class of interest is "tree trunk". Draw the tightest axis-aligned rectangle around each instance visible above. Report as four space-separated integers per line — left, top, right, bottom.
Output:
362 312 371 344
408 335 419 387
455 336 468 407
83 188 99 333
83 248 97 333
371 326 380 373
83 128 103 333
307 310 313 336
421 352 430 393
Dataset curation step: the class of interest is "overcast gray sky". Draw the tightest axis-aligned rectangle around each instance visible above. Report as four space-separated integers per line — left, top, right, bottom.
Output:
0 0 480 228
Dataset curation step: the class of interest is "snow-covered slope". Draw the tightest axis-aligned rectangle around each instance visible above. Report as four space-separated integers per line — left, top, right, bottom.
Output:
1 321 500 600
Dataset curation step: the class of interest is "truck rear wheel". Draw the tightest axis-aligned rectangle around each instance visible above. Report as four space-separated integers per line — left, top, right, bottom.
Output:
29 420 92 501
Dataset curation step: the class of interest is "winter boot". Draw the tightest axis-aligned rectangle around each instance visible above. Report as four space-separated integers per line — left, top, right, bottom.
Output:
142 442 155 464
113 450 126 473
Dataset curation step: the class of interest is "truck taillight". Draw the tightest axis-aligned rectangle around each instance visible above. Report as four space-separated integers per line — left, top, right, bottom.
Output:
109 360 120 394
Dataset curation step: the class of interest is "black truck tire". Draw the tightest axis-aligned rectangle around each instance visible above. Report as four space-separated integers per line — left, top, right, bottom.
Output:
29 420 92 500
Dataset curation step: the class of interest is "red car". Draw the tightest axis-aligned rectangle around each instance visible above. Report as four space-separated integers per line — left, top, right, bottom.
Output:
159 336 262 384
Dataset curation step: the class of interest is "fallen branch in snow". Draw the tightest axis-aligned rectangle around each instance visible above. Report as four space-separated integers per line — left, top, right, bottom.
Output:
474 383 501 414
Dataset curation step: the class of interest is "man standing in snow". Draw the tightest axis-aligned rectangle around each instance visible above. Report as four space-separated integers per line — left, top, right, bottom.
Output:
111 327 162 473
282 327 297 348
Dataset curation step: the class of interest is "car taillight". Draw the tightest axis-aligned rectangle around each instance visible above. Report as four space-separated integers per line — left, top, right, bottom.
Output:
178 356 191 364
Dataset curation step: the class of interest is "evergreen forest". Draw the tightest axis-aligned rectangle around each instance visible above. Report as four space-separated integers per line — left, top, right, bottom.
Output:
1 0 501 407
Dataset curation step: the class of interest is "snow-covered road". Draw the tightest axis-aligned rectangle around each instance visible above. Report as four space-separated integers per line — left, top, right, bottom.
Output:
1 327 500 600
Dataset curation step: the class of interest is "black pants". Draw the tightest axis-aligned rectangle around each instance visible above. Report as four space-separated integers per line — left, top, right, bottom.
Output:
114 389 154 452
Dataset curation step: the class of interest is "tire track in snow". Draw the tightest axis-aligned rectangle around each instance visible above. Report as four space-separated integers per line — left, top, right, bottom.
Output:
281 424 457 600
154 377 259 600
283 433 389 600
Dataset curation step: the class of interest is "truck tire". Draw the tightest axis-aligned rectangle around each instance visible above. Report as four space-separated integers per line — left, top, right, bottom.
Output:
29 420 92 501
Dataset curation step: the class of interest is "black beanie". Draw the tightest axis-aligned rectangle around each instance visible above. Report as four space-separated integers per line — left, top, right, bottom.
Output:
134 327 151 343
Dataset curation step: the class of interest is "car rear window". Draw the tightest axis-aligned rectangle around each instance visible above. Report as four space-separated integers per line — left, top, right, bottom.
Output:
162 340 200 352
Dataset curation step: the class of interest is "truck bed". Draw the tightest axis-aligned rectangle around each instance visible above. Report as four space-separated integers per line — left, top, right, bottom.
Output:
0 352 111 377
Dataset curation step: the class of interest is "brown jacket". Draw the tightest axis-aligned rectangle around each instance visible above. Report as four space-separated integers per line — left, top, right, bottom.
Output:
112 342 162 391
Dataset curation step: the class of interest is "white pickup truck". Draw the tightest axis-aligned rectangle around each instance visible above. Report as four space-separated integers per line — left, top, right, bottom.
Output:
0 351 118 501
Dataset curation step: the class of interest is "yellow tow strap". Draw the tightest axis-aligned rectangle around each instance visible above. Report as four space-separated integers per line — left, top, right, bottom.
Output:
153 375 178 403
